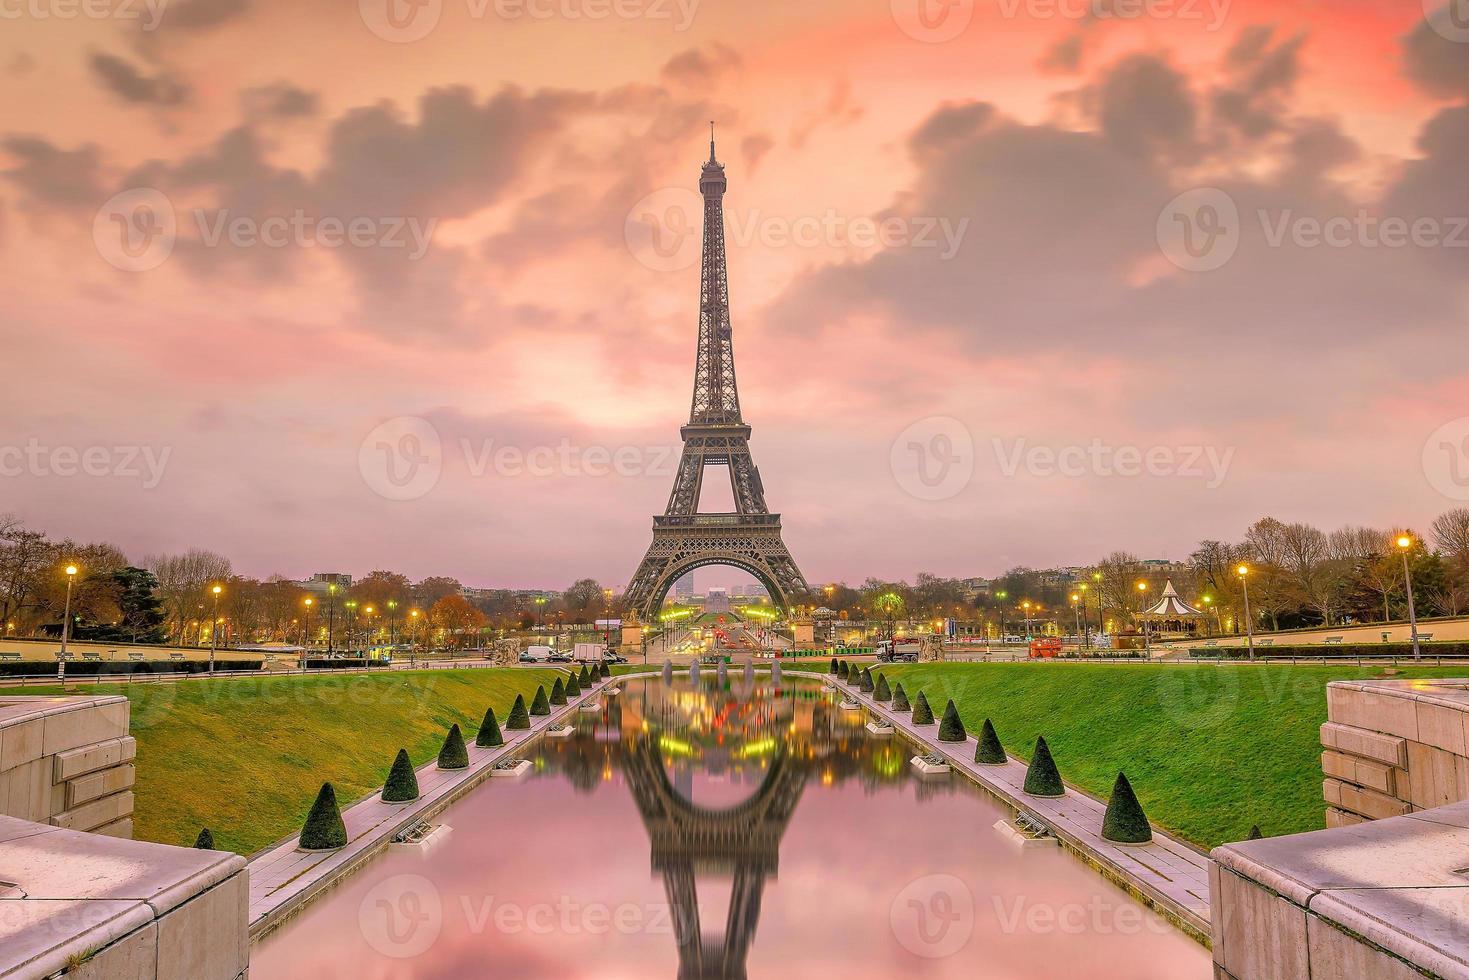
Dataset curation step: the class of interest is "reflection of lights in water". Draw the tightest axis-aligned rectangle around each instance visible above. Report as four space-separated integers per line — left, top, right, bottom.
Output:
821 770 834 786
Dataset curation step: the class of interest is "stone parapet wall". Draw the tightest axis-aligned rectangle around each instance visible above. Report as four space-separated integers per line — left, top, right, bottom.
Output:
1321 678 1469 826
0 695 135 837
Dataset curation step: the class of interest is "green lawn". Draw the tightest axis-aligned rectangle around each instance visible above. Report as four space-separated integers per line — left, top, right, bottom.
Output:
27 668 566 854
865 662 1468 850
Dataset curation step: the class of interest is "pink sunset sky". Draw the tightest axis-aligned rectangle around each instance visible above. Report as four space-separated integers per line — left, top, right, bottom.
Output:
2 0 1468 588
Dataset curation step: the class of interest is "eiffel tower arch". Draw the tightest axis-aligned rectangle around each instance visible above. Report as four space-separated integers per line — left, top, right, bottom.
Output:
625 129 810 621
622 734 807 979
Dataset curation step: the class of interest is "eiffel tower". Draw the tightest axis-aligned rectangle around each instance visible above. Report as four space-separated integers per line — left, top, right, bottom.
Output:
624 129 810 621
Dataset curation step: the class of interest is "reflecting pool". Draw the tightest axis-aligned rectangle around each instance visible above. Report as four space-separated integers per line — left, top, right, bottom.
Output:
252 675 1210 978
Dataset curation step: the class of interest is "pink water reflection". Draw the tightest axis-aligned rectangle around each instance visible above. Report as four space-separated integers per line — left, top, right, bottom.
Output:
252 679 1210 979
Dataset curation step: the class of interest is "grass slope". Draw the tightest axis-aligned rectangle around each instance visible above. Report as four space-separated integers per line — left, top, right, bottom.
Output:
28 668 565 854
869 662 1467 850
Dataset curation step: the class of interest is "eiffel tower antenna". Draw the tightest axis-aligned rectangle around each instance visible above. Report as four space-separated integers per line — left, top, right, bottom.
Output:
624 131 810 621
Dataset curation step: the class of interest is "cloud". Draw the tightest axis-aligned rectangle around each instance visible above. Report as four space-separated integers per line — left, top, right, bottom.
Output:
241 83 319 119
660 44 741 87
163 0 252 31
741 133 774 172
88 52 189 106
1403 10 1469 97
1 137 105 208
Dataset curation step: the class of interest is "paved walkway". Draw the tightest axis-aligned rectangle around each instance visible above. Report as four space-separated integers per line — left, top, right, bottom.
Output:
246 672 623 940
833 675 1212 941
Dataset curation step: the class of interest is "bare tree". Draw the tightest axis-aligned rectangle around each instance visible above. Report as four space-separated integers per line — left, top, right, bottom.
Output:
1433 509 1469 561
146 549 233 644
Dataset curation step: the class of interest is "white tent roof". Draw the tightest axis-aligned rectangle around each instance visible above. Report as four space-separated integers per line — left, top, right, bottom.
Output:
1139 580 1206 618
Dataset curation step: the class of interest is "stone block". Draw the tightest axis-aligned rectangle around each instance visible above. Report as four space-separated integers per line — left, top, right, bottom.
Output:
155 872 249 980
1212 864 1310 980
54 736 137 782
68 921 156 980
51 790 134 832
2 759 52 823
93 817 134 839
1320 722 1407 768
1327 687 1419 740
1337 782 1411 821
1322 750 1397 795
1325 808 1365 829
1416 701 1468 756
1306 913 1425 980
1407 741 1462 810
67 764 136 808
1323 778 1344 807
0 718 43 771
41 701 129 757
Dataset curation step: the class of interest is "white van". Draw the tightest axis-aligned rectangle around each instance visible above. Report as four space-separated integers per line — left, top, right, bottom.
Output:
521 645 554 662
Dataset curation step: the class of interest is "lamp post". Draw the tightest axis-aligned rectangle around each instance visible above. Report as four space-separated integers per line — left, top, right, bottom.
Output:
326 584 338 655
344 600 358 654
1076 582 1090 648
1237 564 1254 660
993 590 1008 643
1201 595 1216 637
58 564 78 683
535 596 547 633
1397 535 1422 661
1021 600 1033 640
1070 593 1081 651
302 598 314 672
364 606 376 655
409 609 421 666
1136 581 1150 656
209 584 223 673
387 600 398 648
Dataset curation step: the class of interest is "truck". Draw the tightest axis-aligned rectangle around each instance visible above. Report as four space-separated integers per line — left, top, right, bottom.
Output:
521 645 555 662
875 639 919 663
574 642 608 663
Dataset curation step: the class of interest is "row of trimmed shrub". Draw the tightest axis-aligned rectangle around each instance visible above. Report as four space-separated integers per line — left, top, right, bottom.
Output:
0 659 265 676
1188 641 1469 659
294 664 608 851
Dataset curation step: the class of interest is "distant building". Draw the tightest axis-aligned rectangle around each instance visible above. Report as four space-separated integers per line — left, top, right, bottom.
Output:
296 573 352 596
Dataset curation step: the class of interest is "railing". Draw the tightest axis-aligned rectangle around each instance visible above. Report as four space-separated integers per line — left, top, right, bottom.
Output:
653 513 782 527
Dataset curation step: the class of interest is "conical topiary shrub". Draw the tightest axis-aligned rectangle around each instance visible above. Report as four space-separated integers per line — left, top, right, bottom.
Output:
911 691 935 725
565 670 581 696
838 660 849 680
530 685 551 715
299 782 348 851
506 694 530 729
1023 736 1065 797
579 665 591 687
383 748 420 803
892 683 911 712
1101 772 1152 844
938 699 966 742
859 668 874 692
829 657 839 674
974 718 1006 765
600 662 610 678
550 677 567 705
874 674 892 701
476 706 504 747
1247 825 1264 840
193 828 215 849
437 724 469 770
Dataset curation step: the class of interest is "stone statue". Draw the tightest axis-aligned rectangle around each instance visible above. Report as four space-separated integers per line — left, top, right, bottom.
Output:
490 637 521 667
919 635 944 662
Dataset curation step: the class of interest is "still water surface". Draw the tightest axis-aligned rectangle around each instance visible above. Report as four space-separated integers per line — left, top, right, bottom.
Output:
253 675 1210 979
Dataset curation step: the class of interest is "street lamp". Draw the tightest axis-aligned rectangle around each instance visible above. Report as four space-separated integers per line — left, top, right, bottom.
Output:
1136 581 1150 656
364 606 376 653
1076 582 1090 649
1201 595 1217 637
409 609 421 666
1236 564 1254 660
58 564 78 683
326 583 338 655
209 584 223 673
344 600 358 653
387 600 398 648
302 598 314 672
535 596 548 632
1397 535 1421 661
1070 593 1081 650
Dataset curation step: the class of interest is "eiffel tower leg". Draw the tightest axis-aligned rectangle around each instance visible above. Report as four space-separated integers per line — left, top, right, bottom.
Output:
664 860 704 979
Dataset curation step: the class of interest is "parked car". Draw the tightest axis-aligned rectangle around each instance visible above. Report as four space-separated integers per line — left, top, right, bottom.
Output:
547 651 574 663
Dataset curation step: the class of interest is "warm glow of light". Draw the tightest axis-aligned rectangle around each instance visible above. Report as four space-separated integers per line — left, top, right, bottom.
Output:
1236 564 1249 577
1397 535 1412 550
64 565 78 576
212 585 222 595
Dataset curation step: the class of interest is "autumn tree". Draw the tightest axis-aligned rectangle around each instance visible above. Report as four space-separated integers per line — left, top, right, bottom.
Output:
429 594 488 650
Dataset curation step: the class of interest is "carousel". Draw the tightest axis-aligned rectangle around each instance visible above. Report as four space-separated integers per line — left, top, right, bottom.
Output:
1135 580 1209 637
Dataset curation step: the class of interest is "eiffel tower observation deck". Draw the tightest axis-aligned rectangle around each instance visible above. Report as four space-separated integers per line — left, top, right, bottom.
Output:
623 128 811 621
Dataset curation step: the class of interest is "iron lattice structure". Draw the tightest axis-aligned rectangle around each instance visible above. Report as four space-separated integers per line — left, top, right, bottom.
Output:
624 134 810 620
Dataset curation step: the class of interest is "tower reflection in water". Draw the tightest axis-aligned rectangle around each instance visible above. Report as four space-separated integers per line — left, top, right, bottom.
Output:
537 673 950 980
